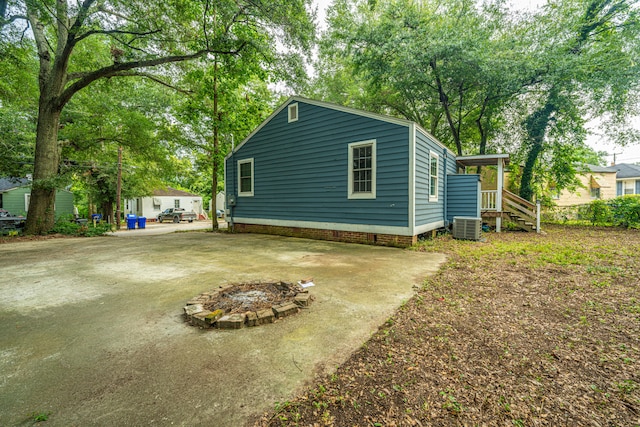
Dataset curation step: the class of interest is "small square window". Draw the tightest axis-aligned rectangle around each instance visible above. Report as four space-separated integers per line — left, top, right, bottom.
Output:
590 188 601 199
288 103 298 123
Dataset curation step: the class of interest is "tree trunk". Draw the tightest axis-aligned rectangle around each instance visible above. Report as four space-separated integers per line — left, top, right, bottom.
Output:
211 60 220 230
519 90 558 201
24 100 62 234
476 100 488 175
101 200 114 225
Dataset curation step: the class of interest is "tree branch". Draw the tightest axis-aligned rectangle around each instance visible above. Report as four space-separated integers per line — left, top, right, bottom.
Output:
109 71 193 94
75 28 162 44
59 44 247 107
0 13 28 27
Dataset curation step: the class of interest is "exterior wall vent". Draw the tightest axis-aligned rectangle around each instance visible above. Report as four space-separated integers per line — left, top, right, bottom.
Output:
452 216 481 241
288 103 298 123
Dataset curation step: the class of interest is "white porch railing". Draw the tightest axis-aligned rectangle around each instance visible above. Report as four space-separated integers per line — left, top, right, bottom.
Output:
481 190 497 211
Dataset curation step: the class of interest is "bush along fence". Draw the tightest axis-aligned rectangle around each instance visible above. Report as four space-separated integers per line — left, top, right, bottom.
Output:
543 195 640 228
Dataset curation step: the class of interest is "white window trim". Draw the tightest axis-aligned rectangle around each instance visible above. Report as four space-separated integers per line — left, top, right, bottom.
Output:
24 193 30 211
238 158 255 197
623 180 635 195
429 151 439 202
348 140 376 200
288 103 299 123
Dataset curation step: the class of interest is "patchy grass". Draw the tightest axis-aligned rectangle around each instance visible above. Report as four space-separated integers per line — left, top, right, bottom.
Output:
252 225 640 426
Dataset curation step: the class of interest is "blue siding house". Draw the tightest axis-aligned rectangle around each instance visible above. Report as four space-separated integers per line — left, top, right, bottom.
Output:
224 97 481 246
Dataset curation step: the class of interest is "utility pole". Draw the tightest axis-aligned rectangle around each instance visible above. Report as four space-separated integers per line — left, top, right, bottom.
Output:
116 146 123 229
612 152 622 166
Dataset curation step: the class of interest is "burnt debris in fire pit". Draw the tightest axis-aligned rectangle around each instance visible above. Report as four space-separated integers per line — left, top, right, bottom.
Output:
184 280 314 330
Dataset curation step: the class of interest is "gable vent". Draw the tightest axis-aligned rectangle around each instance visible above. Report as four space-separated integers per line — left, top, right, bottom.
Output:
288 103 298 123
452 217 481 241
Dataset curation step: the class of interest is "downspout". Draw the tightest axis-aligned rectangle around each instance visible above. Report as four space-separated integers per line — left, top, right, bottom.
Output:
443 148 448 226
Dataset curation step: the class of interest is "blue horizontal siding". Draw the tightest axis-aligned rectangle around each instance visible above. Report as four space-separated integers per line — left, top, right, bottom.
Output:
447 174 480 222
225 101 410 227
415 129 454 227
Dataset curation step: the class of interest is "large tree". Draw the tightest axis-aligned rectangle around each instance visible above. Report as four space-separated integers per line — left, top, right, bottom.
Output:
59 76 184 223
178 57 275 229
517 0 640 200
1 0 314 234
314 0 532 155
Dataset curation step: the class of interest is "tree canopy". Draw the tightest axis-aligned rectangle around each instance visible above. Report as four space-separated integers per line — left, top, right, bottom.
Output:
1 0 639 234
1 0 315 234
312 0 640 198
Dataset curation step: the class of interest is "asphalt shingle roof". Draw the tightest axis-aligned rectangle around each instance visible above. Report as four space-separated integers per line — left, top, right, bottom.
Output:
152 186 199 197
614 163 640 179
0 177 30 192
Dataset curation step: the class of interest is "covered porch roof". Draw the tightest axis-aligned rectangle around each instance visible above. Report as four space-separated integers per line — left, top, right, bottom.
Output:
456 154 510 168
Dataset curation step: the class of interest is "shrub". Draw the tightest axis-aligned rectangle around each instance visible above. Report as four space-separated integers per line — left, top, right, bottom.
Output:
582 199 612 225
608 195 640 228
50 216 112 237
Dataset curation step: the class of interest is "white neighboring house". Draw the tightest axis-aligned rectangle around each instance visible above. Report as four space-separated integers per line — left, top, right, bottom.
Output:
125 187 206 221
208 191 226 215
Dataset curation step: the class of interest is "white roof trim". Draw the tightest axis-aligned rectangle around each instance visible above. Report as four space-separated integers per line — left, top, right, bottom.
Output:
456 154 511 167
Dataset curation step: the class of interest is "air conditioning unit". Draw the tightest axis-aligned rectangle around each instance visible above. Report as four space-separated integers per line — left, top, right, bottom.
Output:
452 217 482 241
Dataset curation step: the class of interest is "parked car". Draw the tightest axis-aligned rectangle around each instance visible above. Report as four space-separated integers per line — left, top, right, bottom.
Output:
157 208 197 223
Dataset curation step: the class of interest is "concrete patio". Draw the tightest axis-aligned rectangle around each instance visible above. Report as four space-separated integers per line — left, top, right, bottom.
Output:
0 232 445 426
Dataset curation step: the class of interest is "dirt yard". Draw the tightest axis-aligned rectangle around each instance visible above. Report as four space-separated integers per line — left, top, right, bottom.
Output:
255 225 640 426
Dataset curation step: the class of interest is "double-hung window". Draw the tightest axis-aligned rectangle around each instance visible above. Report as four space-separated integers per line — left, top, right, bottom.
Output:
238 158 254 197
348 140 376 199
429 151 439 201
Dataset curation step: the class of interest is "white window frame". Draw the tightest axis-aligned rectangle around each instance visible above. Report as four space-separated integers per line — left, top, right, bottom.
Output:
348 140 376 200
238 158 255 197
429 151 439 202
623 180 634 195
288 103 298 123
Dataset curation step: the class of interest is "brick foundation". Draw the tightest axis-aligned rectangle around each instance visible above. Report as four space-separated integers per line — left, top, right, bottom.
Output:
232 223 417 247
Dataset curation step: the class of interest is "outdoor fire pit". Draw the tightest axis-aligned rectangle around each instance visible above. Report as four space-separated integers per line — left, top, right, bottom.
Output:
184 280 314 329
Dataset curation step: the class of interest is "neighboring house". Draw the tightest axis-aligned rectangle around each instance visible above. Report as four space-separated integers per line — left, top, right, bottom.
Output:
209 191 226 213
125 187 205 220
223 97 518 246
550 164 618 207
0 177 74 218
614 163 640 196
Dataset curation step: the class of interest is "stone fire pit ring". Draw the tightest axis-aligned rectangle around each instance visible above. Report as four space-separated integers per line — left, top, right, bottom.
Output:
184 280 314 330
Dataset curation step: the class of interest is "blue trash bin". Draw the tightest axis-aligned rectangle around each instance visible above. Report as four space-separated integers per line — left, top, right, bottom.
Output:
137 217 146 229
126 214 137 230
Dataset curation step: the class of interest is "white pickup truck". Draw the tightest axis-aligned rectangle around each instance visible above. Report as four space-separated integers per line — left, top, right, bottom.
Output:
157 208 197 223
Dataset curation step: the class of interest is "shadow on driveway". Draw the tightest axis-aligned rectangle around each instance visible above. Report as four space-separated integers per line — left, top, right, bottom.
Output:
0 232 445 426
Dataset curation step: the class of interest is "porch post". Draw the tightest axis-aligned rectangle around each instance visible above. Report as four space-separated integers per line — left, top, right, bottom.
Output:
496 159 504 232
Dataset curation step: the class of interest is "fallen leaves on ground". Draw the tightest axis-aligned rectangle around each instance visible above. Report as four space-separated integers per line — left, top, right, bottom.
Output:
252 225 640 426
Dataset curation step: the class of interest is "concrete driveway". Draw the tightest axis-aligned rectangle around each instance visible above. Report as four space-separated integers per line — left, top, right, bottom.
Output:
0 232 445 426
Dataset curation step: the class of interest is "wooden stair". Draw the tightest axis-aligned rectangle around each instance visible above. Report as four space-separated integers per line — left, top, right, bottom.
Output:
502 190 537 232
